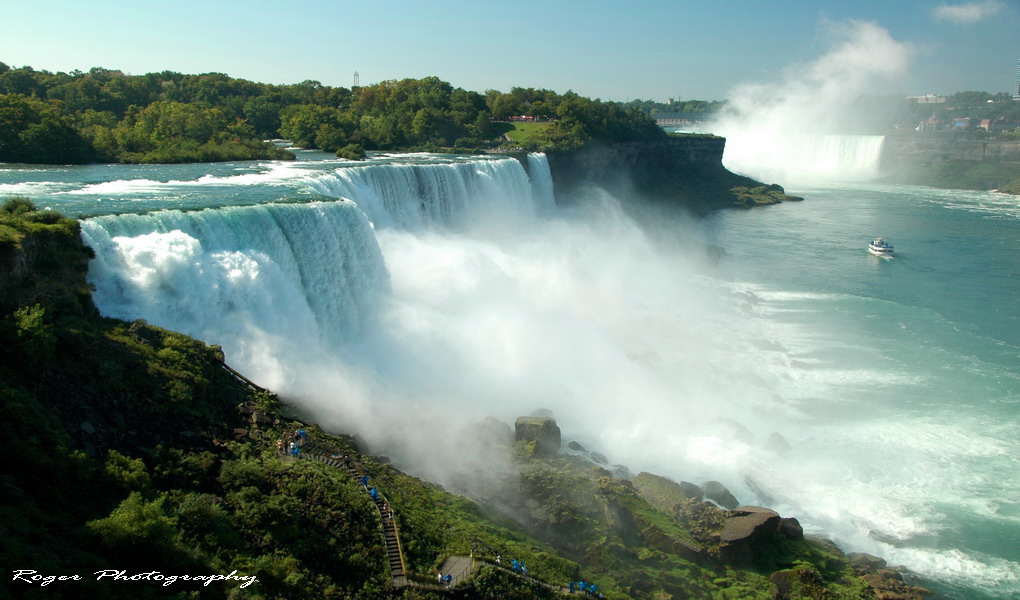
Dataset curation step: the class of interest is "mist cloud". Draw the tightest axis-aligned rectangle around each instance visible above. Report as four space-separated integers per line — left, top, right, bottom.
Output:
932 1 1004 23
706 20 912 185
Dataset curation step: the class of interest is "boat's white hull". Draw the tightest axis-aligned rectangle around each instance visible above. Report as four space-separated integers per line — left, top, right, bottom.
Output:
868 247 894 257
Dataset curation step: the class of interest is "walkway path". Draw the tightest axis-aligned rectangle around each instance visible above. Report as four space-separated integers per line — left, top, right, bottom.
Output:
237 366 578 593
287 434 575 596
300 440 410 586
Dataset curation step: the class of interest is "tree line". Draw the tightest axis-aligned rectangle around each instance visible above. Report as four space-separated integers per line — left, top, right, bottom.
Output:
0 62 666 164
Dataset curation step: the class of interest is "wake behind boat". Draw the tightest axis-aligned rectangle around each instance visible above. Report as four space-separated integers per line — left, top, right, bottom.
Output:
868 237 894 257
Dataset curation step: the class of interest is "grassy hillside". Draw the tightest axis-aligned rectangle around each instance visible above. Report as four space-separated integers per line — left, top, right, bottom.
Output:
497 121 554 147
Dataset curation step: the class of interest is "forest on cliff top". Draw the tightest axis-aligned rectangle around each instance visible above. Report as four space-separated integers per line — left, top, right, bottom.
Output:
0 62 664 164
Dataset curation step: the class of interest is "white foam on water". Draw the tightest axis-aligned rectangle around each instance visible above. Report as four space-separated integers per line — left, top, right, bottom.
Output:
0 181 77 195
884 547 1019 596
61 161 304 196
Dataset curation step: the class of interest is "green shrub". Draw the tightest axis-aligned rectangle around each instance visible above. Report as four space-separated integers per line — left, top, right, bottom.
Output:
11 304 56 368
337 143 366 160
1 196 36 215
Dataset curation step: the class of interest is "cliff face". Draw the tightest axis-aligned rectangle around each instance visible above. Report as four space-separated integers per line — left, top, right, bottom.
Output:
878 134 1020 192
883 134 1020 166
541 137 798 215
0 216 97 318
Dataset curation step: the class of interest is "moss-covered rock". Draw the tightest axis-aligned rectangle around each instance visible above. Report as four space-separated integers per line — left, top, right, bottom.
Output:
730 184 804 208
514 416 561 457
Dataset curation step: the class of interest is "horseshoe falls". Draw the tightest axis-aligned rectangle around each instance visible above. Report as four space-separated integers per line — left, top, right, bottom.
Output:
719 132 888 185
5 150 1018 599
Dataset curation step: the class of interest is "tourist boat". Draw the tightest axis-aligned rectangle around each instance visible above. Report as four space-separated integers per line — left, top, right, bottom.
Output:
868 237 894 256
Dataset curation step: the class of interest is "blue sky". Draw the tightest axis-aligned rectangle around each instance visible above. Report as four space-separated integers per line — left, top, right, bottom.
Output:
3 0 1017 101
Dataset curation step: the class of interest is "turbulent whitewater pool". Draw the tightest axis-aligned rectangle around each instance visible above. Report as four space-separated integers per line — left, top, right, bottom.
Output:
2 150 1017 599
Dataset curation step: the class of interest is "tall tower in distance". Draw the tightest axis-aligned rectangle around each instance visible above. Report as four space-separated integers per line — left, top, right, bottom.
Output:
1014 58 1019 98
353 71 360 89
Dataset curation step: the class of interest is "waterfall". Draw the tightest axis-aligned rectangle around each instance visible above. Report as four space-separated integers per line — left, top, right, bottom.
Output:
721 133 886 185
81 201 389 369
302 155 550 230
79 154 556 384
526 152 557 210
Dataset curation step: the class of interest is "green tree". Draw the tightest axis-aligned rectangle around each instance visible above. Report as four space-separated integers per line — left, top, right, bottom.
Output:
411 106 447 144
279 103 340 147
244 94 284 138
0 68 45 96
12 304 56 369
0 94 94 163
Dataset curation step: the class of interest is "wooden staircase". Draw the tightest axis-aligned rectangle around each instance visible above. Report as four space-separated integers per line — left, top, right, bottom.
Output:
301 443 408 583
293 439 571 595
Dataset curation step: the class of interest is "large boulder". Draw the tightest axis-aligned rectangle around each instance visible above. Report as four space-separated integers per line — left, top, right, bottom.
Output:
514 416 561 457
765 432 792 457
719 506 781 565
847 552 887 572
701 480 739 509
769 566 825 600
679 481 704 501
478 417 515 448
780 517 804 540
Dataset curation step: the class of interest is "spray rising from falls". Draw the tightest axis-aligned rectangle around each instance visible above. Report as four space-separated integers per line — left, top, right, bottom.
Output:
707 20 912 185
81 153 773 467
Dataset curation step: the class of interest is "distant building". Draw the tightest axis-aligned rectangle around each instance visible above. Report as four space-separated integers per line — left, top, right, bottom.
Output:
1015 58 1020 99
907 94 946 104
917 115 945 132
980 118 1017 133
952 117 973 130
653 112 708 127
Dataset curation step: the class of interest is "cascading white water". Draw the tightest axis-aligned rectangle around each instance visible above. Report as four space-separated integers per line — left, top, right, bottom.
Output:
526 153 557 209
303 155 553 230
81 201 389 380
81 155 553 389
718 133 886 185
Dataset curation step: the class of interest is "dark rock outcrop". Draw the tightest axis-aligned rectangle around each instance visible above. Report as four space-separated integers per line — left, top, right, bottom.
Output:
514 416 561 457
779 517 804 540
0 215 97 317
765 432 792 457
847 552 887 571
719 506 781 565
543 138 800 216
701 480 739 509
769 566 825 600
847 552 933 600
679 481 704 501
